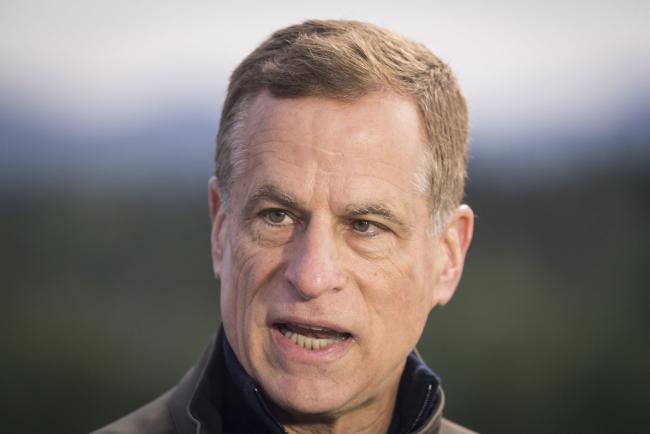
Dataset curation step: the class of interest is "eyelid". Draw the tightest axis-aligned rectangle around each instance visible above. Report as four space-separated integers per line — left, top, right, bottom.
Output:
259 208 297 226
350 218 389 236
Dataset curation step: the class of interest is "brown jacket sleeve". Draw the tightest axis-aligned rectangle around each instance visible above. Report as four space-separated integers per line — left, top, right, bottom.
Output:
440 418 479 434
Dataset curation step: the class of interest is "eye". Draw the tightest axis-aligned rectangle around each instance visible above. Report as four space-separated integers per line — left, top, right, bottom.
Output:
352 220 371 232
260 209 293 226
351 219 383 236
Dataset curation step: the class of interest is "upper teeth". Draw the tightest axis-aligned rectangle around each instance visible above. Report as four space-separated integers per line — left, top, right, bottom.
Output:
281 329 342 350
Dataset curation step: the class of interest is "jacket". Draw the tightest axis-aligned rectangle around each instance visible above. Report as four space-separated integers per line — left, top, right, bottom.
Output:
92 331 477 434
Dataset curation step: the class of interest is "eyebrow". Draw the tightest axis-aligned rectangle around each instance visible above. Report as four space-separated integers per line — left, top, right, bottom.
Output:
345 203 409 232
243 184 307 218
242 184 409 232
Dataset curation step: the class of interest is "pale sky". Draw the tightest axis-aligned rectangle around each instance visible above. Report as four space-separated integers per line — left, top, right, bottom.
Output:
1 0 649 152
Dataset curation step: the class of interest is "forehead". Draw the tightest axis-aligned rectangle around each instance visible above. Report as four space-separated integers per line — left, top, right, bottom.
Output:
240 91 429 194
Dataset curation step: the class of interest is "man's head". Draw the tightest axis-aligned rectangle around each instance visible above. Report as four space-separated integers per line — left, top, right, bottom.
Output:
209 20 473 432
215 19 469 228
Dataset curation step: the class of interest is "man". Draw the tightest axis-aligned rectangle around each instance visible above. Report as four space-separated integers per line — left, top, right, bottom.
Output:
94 19 475 434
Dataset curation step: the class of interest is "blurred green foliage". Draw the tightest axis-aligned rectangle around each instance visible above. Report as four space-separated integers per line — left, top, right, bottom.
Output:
2 166 649 434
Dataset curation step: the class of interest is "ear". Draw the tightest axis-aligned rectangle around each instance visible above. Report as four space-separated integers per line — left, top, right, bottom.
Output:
433 204 474 306
209 176 227 278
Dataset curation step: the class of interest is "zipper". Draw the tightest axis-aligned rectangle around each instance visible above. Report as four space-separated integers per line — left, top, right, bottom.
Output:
407 382 433 433
253 386 289 434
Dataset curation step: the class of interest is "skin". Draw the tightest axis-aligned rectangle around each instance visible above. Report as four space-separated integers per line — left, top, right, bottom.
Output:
209 90 473 434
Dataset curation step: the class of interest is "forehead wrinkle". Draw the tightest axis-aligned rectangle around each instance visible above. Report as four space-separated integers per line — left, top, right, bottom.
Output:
246 111 310 157
352 172 424 198
316 146 427 195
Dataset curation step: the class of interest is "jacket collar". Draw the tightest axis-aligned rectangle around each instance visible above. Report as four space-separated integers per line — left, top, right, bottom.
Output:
390 349 441 434
168 332 222 434
168 329 446 434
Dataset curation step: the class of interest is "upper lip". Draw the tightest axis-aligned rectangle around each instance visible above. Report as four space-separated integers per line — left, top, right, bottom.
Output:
272 316 353 336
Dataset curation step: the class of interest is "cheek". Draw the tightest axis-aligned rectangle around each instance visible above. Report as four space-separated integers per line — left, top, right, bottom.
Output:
219 236 257 334
221 235 286 366
358 254 433 336
222 234 284 324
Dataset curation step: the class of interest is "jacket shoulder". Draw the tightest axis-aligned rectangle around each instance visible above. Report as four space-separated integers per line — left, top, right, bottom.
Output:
90 389 176 434
440 418 479 434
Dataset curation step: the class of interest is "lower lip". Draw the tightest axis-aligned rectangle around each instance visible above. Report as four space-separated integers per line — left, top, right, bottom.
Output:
270 327 354 363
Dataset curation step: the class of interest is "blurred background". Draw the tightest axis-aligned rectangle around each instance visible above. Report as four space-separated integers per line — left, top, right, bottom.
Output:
1 1 649 433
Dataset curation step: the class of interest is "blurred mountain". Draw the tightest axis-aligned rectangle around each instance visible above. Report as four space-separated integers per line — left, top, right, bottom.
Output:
1 98 648 197
0 103 218 196
469 98 650 184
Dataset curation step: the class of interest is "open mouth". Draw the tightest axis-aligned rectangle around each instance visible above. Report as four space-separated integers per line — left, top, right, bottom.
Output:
275 323 352 351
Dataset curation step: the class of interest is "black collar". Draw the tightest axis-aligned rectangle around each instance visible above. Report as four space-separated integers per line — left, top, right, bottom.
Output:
388 348 441 434
221 333 286 433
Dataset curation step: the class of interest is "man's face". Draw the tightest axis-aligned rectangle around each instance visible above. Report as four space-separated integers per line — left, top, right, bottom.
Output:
210 91 468 420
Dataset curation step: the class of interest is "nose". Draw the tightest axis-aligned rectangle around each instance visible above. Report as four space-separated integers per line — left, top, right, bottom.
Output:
284 217 348 300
